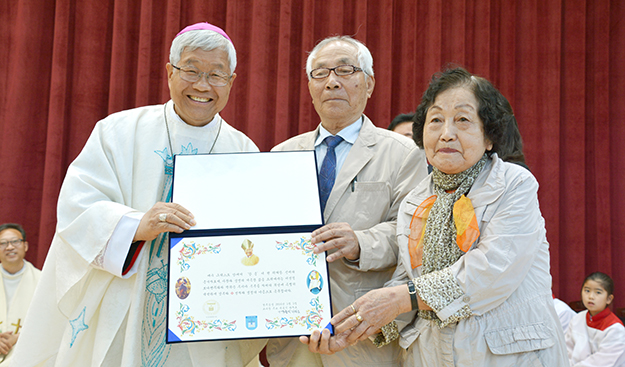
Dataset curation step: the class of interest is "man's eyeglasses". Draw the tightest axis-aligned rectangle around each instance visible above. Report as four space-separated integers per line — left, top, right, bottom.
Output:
172 65 232 87
309 65 364 79
0 239 24 248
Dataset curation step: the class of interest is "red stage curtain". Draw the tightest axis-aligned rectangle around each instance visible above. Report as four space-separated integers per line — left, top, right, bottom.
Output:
1 0 623 309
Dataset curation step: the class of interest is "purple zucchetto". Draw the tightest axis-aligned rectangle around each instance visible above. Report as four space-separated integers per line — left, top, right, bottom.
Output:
175 22 231 43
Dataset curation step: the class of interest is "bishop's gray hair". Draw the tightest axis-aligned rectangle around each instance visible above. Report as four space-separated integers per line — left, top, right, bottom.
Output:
170 30 237 73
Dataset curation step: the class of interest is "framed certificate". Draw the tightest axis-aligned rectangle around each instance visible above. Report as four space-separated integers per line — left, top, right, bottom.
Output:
166 151 333 343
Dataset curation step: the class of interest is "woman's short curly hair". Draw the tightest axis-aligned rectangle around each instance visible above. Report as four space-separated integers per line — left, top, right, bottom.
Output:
413 67 526 168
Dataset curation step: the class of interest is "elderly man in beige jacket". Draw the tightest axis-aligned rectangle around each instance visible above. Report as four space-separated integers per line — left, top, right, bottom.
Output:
266 35 428 367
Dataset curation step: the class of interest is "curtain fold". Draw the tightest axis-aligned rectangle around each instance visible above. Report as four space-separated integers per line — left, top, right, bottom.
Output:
1 0 623 308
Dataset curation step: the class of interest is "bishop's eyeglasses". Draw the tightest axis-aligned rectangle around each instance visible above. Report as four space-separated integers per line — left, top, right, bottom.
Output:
172 65 232 87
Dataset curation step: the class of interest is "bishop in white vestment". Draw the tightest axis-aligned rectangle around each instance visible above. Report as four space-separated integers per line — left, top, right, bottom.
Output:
10 23 266 367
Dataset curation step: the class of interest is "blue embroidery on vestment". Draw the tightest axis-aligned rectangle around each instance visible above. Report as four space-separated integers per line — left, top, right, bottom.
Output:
141 144 200 366
154 148 173 176
69 307 89 348
141 257 170 367
180 142 198 155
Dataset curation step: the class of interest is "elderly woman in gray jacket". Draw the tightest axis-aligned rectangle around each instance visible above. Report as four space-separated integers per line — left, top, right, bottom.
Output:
301 67 568 366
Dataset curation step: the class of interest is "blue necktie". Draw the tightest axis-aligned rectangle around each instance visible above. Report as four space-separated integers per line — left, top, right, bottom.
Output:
319 135 343 213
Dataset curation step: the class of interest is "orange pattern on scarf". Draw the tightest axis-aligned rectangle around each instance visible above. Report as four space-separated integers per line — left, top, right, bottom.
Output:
408 194 479 269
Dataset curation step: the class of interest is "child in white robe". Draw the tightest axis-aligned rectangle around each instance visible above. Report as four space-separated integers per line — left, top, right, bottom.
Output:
565 272 625 366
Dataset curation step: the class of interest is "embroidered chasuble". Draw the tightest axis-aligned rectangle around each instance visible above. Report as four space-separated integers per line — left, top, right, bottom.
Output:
10 102 267 367
0 260 40 364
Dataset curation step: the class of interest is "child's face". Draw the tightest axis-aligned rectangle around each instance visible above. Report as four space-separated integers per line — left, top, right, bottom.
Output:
582 279 614 316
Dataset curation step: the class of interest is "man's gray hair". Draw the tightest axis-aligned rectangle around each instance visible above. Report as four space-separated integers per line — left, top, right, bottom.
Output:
305 36 374 80
170 31 237 73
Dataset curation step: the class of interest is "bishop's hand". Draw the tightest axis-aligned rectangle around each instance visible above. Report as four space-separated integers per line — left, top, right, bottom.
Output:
133 202 196 242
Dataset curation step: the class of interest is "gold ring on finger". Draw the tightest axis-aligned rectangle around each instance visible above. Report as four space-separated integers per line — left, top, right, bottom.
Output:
355 313 363 323
159 213 167 222
350 304 357 314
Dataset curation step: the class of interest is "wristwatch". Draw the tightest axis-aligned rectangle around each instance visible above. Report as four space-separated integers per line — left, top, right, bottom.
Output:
407 280 418 311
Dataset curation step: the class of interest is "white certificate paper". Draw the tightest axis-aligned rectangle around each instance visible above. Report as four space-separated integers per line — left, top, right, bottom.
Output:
167 151 333 343
171 151 323 229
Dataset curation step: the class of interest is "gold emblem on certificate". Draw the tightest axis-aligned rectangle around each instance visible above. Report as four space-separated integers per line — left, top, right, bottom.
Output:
203 300 220 315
